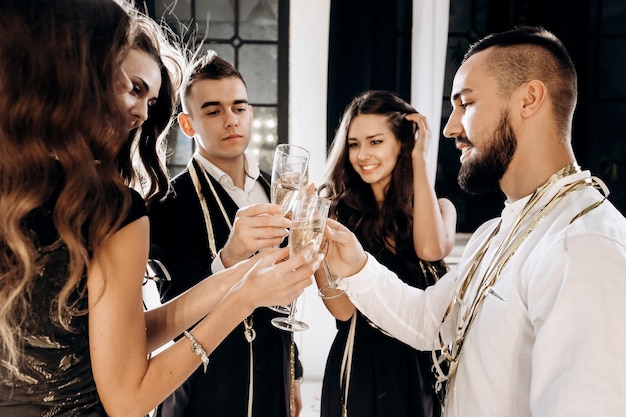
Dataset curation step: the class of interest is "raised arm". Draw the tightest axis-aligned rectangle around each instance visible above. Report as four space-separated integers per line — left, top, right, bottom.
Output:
144 256 258 353
87 216 319 417
406 113 457 261
323 218 457 350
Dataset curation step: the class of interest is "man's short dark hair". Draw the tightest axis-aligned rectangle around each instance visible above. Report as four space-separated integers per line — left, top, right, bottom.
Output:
465 26 577 137
180 50 246 113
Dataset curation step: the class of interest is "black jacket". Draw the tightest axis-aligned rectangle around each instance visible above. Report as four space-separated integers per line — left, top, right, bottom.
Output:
150 159 302 417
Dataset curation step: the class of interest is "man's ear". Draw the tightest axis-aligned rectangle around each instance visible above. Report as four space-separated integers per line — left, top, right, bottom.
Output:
520 80 547 119
178 112 195 138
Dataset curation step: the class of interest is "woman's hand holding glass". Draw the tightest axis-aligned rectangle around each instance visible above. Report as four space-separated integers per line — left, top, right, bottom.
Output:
271 194 331 332
233 247 320 311
322 218 369 280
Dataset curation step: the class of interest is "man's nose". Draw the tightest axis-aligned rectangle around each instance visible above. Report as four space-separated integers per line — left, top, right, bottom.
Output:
443 109 462 139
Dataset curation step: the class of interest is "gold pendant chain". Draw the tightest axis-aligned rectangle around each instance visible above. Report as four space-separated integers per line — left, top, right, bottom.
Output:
433 164 607 390
190 159 298 415
189 159 226 259
188 158 257 416
289 334 296 417
188 158 254 332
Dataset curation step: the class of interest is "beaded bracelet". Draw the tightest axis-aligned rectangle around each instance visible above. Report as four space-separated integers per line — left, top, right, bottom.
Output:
183 330 210 373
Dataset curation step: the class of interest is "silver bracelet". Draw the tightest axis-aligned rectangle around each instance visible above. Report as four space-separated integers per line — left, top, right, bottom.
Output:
183 330 210 373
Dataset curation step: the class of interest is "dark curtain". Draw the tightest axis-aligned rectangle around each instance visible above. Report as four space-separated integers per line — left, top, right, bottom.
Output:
482 0 626 211
439 0 616 231
326 0 413 146
485 0 595 172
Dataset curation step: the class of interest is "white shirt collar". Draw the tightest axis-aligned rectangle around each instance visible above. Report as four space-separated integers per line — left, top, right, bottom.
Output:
193 152 261 186
192 152 267 208
500 170 591 229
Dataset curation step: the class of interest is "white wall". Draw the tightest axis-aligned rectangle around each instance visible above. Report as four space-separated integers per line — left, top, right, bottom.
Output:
411 0 450 185
288 2 330 186
288 0 334 382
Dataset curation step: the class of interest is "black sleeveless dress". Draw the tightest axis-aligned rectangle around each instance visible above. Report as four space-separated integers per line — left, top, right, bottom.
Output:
320 210 444 417
0 189 147 417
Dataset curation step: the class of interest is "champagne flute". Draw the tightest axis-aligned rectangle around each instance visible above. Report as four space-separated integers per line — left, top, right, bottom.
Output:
270 143 310 213
271 195 330 331
269 144 310 314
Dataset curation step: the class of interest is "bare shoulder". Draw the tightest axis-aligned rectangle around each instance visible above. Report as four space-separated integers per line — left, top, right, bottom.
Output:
438 197 457 214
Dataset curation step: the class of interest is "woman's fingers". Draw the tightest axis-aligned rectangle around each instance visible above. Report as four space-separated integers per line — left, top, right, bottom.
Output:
404 112 431 158
242 246 321 307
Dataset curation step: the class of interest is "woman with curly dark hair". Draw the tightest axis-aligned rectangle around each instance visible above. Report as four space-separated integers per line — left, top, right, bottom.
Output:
0 1 318 416
117 11 184 208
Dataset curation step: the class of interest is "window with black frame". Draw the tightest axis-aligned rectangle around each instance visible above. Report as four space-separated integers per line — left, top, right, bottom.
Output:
149 0 288 177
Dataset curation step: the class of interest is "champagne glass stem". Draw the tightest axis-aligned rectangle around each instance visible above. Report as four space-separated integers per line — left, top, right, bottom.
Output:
323 258 335 287
318 258 346 300
285 299 298 321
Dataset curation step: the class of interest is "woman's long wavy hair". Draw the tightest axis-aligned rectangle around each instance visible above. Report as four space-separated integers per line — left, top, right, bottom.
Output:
117 12 184 208
0 0 131 367
320 90 423 258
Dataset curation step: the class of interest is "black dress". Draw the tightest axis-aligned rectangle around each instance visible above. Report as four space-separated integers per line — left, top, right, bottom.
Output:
320 212 444 417
149 159 301 417
0 189 147 417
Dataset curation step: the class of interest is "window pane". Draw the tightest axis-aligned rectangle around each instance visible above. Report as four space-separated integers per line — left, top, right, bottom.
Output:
240 44 277 103
239 0 278 41
199 0 236 39
249 106 278 173
151 0 284 177
201 42 235 65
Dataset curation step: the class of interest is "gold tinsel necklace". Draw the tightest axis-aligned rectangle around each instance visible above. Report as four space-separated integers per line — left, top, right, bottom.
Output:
188 157 262 417
432 164 607 391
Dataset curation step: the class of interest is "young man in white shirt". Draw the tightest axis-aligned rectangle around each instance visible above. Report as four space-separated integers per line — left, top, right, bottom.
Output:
150 51 303 417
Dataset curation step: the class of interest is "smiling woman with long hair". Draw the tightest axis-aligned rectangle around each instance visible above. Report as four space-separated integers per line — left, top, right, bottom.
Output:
317 90 457 417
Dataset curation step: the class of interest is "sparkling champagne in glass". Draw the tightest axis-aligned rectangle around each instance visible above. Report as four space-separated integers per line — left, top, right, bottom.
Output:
270 144 310 213
271 195 330 332
269 144 310 315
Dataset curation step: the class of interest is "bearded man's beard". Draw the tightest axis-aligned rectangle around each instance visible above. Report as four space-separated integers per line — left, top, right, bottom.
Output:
458 111 517 195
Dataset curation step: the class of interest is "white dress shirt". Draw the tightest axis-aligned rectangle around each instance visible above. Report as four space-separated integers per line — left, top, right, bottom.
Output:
342 171 626 417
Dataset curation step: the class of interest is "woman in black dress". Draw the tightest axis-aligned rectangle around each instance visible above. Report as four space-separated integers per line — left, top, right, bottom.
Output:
0 2 319 416
318 90 457 417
